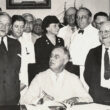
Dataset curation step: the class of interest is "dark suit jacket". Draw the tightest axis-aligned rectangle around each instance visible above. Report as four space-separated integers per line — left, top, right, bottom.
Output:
84 45 110 105
34 35 64 68
0 37 21 105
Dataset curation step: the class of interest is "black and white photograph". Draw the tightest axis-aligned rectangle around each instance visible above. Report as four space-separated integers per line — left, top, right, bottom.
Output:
0 0 110 110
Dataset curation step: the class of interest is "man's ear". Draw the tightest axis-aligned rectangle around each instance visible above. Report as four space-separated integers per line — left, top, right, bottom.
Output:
89 17 92 24
9 25 12 30
46 27 49 32
99 34 103 43
64 57 69 65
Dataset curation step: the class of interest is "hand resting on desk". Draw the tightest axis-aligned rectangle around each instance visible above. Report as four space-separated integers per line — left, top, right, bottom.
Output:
63 97 93 106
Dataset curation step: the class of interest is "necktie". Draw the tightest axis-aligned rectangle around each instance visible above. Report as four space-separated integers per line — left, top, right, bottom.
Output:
78 30 84 34
104 48 110 80
0 37 7 52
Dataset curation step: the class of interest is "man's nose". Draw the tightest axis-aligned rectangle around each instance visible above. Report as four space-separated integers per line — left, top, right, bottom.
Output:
26 22 30 26
1 24 7 30
50 56 55 61
77 16 83 21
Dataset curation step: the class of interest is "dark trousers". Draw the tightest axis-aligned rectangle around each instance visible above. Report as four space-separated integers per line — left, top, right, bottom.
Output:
0 105 20 110
90 86 110 105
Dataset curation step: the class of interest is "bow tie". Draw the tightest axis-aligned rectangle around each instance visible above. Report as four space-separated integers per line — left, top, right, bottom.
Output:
78 30 84 34
71 27 75 32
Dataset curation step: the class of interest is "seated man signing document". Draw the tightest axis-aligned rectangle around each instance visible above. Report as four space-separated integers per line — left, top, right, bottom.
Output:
21 46 93 109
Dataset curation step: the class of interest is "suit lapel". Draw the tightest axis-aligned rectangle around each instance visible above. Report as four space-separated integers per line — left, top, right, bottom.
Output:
7 37 15 58
7 37 11 53
95 45 102 84
97 45 102 66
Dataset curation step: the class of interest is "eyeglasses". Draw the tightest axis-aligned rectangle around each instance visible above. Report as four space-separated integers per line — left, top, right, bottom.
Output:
76 15 89 20
99 30 110 35
26 21 33 25
66 14 75 19
0 23 10 29
96 22 104 26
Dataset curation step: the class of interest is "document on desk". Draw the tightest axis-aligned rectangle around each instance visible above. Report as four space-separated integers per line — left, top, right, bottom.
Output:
26 104 50 110
26 100 67 110
25 102 110 110
68 103 110 110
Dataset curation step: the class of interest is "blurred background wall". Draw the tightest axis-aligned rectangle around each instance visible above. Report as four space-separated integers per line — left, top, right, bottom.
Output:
0 0 109 22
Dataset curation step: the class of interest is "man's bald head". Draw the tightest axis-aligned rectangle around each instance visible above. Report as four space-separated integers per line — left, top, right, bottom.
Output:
99 21 110 47
65 7 77 26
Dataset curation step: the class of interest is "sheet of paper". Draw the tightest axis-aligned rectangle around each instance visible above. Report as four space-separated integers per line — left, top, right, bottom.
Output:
68 103 110 110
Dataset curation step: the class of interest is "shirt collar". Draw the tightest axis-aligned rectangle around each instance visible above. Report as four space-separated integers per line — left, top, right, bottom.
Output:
9 35 23 42
49 69 65 80
78 24 92 32
102 45 110 51
0 37 1 44
68 25 77 31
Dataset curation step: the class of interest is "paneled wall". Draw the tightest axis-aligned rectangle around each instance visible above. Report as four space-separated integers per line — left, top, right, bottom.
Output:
0 0 109 22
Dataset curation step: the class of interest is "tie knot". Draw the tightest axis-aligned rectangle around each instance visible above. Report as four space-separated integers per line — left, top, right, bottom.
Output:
78 29 84 34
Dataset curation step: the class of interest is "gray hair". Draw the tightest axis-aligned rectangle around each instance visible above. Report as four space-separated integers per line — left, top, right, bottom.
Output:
52 46 70 60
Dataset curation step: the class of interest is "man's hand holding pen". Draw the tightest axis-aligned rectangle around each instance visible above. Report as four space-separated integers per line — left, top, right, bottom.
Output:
37 91 54 104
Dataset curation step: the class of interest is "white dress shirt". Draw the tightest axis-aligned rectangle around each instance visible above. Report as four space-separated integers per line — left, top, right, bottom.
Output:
101 45 110 88
22 32 35 63
21 69 93 105
69 24 100 66
31 33 41 44
9 34 35 86
58 25 77 49
69 24 101 91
